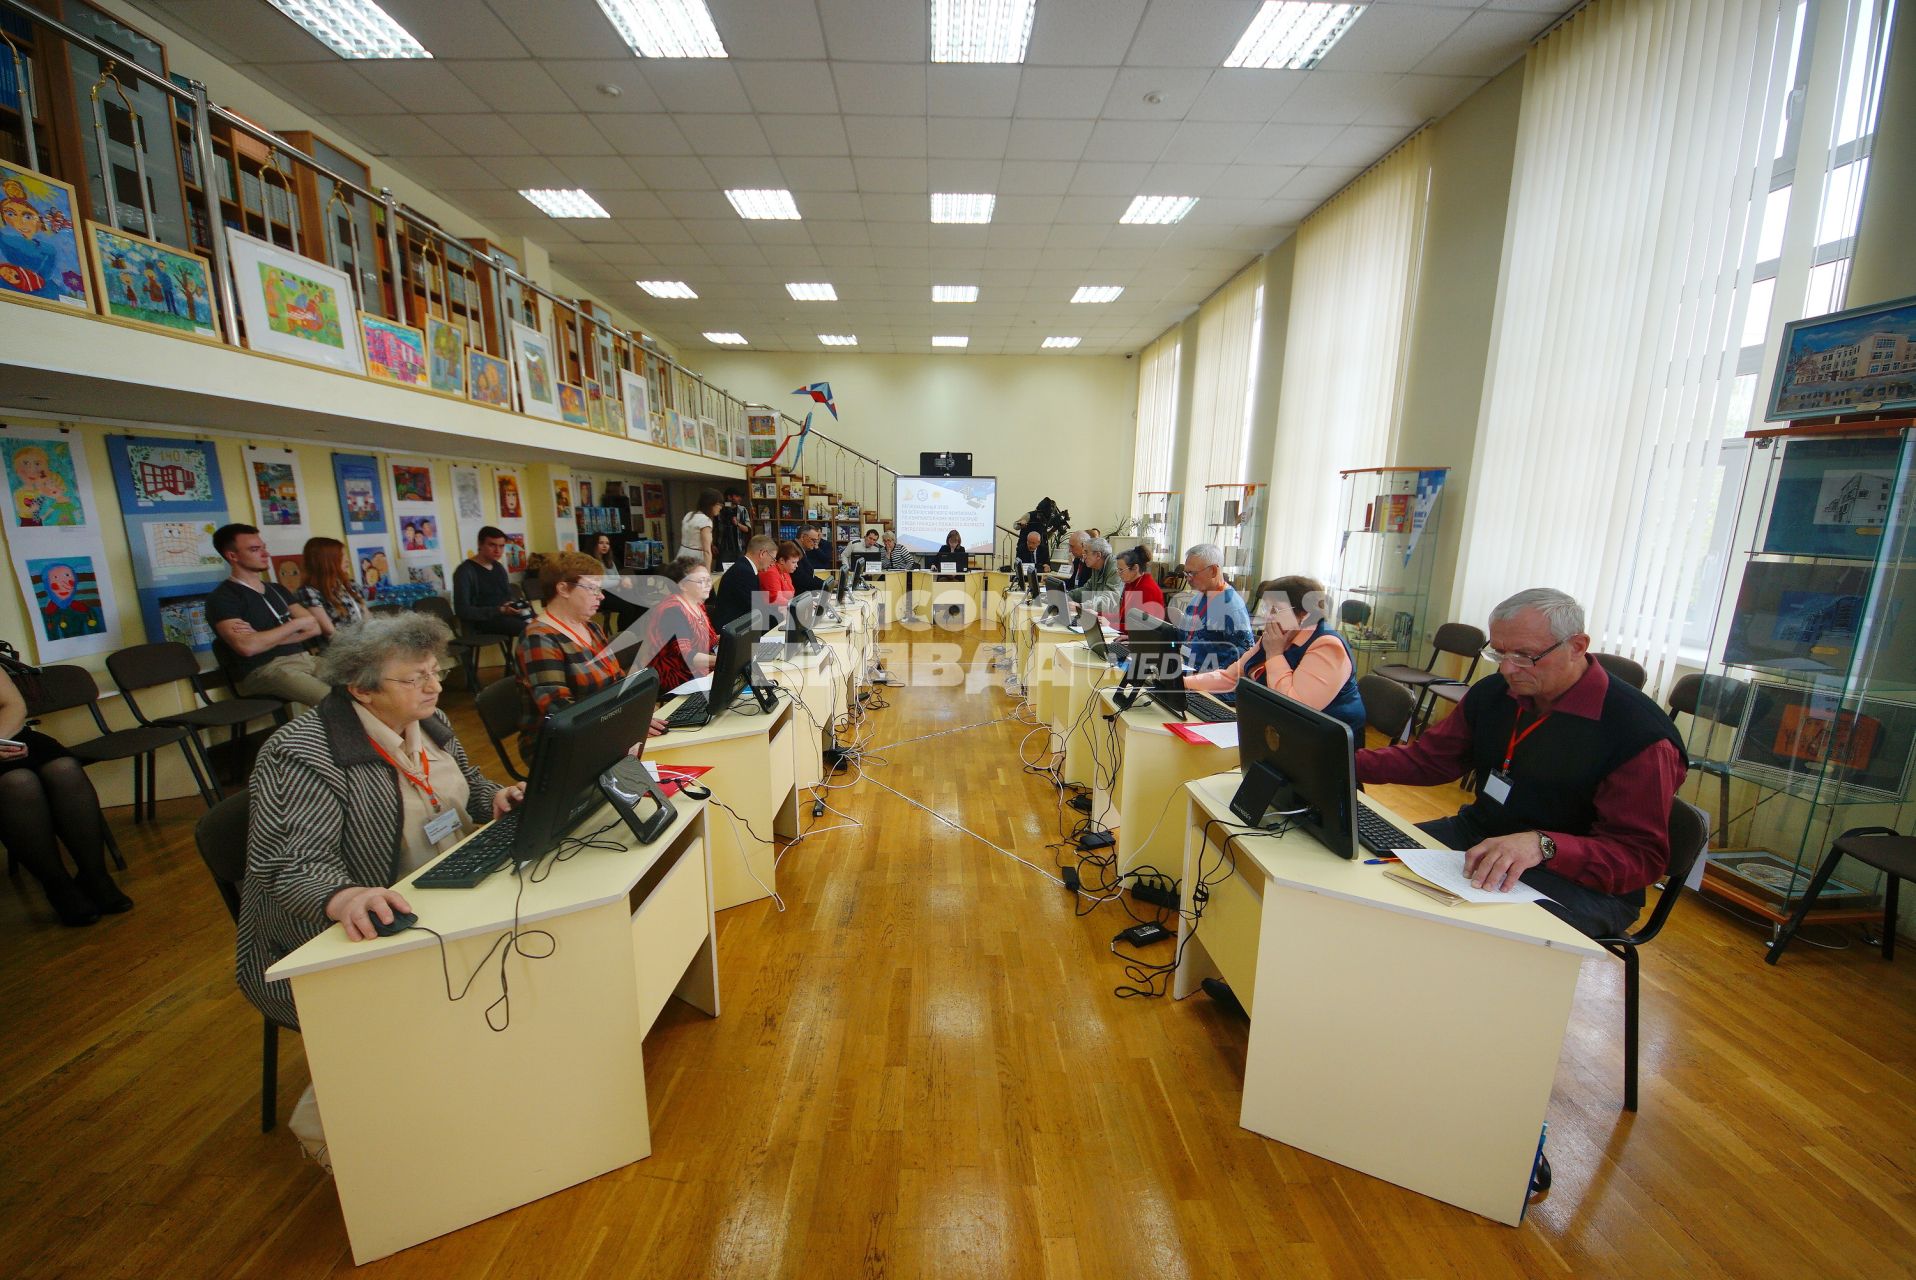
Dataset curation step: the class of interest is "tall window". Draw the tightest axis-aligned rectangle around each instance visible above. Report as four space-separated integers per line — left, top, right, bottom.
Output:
1130 332 1182 499
1264 130 1432 578
1454 0 1893 693
1179 264 1264 548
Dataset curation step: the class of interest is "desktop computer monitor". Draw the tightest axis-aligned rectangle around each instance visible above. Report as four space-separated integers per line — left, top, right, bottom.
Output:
1231 677 1357 858
1111 618 1183 708
709 614 759 720
512 667 662 864
858 551 883 573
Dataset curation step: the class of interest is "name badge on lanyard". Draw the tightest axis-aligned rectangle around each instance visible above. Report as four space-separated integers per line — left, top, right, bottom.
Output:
424 807 464 846
1482 772 1513 805
1486 710 1551 808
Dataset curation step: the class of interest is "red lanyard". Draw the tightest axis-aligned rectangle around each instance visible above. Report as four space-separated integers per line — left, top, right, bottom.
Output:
367 737 440 811
1503 711 1552 771
545 613 598 651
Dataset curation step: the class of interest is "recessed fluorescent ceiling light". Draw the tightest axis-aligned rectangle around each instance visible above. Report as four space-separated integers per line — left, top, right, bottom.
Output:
818 334 858 346
1119 195 1199 225
930 193 996 224
726 188 801 220
932 335 969 347
593 0 728 58
1071 285 1125 303
704 331 748 345
931 0 1037 63
266 0 430 59
786 282 838 301
519 188 610 218
1224 2 1365 70
1042 336 1081 349
637 280 697 298
932 284 979 302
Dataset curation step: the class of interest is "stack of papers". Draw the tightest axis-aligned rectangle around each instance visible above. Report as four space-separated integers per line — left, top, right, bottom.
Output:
1385 846 1555 906
1164 721 1239 748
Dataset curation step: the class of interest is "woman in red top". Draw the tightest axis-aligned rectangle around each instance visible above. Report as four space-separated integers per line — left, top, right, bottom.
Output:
758 539 800 609
1114 545 1165 635
641 557 717 693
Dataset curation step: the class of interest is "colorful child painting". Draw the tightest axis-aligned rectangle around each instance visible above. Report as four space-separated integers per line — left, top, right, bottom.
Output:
559 383 588 426
357 546 390 596
392 464 433 503
468 351 510 408
0 168 88 308
260 263 344 349
427 317 465 395
497 474 522 519
251 460 300 526
29 556 105 641
87 224 216 337
5 439 84 527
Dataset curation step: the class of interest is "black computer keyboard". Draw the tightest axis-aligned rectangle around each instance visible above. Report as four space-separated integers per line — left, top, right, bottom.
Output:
1356 806 1424 856
414 812 520 889
665 692 710 728
1185 694 1237 724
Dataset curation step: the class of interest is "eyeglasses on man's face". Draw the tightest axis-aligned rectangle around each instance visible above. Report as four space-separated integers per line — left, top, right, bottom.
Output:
1483 638 1568 668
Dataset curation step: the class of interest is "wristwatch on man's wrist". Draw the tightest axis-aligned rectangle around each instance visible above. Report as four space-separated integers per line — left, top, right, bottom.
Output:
1538 832 1557 863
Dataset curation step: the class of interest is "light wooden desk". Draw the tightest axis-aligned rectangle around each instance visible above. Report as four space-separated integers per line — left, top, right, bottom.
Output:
757 647 842 791
646 698 799 911
1091 688 1236 873
1174 773 1600 1225
828 569 903 626
924 570 984 626
1057 642 1122 788
266 800 720 1264
1026 618 1078 695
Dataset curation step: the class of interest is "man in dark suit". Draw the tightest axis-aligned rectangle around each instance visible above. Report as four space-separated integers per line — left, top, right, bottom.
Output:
792 525 831 597
710 534 778 632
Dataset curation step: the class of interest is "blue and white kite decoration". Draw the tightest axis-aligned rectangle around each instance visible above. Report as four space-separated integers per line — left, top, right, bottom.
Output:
793 381 838 419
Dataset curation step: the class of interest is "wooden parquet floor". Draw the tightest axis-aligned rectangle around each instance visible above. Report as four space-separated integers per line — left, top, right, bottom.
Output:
2 628 1914 1279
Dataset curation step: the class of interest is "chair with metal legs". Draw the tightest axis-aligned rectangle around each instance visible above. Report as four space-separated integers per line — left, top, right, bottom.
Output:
106 642 285 801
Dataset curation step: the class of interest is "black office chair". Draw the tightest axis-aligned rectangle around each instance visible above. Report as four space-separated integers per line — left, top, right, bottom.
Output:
1592 651 1648 691
193 788 291 1133
1666 673 1755 848
1766 827 1914 966
106 642 285 800
1338 599 1373 630
1373 622 1486 733
1357 674 1416 746
1595 797 1709 1111
475 676 527 781
413 595 510 692
26 664 207 830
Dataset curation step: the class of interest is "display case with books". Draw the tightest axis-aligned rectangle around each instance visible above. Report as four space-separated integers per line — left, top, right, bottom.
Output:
1131 490 1181 570
1202 482 1264 592
1688 420 1913 942
1329 467 1449 675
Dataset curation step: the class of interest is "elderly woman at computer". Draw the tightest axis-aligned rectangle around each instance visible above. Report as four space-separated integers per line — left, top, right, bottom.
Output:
238 614 521 1023
1183 574 1367 739
518 551 673 751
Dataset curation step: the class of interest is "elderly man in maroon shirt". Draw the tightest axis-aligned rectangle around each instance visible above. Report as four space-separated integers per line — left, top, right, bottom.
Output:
1356 588 1686 939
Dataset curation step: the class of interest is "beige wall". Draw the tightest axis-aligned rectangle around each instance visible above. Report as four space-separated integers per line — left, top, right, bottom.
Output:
691 351 1138 541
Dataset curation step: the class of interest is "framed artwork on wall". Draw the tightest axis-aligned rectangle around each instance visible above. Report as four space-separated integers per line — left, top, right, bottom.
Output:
467 350 511 408
0 163 92 313
84 221 217 341
426 315 466 397
225 230 364 375
361 315 429 387
1767 295 1916 420
559 382 589 426
511 320 561 421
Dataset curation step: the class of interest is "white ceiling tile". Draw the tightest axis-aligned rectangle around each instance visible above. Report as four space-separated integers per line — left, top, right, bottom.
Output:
681 217 760 244
643 63 755 114
373 0 525 57
156 0 346 62
734 60 842 114
1179 196 1266 225
330 115 460 158
1366 75 1488 125
761 114 852 157
1416 10 1555 76
926 159 1004 190
1184 68 1308 122
853 157 930 192
246 61 405 115
999 160 1078 195
1005 118 1095 161
1202 164 1299 199
1278 165 1366 203
832 63 929 116
747 220 813 245
1100 68 1215 120
1068 161 1152 196
928 67 1023 118
629 155 714 187
1270 71 1405 125
871 226 931 249
993 194 1066 223
1126 0 1265 67
1318 7 1473 74
1142 161 1229 194
1013 67 1120 120
475 155 572 188
780 157 860 191
672 114 773 156
478 0 615 57
549 154 643 189
811 221 874 247
1244 121 1345 165
1082 121 1180 164
589 115 694 155
419 113 539 155
707 0 831 58
1056 194 1132 222
1314 125 1415 168
550 62 669 114
758 243 826 268
505 113 616 156
793 193 866 220
928 117 1012 160
984 223 1053 249
699 155 787 188
844 115 928 158
595 191 672 218
1164 120 1263 163
443 61 576 113
1026 0 1141 66
859 193 926 222
352 61 491 114
390 155 498 188
817 0 928 61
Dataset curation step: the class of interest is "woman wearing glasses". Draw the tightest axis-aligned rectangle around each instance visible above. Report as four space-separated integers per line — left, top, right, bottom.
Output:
1183 574 1366 738
516 552 674 753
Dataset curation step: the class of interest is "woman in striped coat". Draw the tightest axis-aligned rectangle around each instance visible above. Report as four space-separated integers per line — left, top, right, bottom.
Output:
238 614 518 1032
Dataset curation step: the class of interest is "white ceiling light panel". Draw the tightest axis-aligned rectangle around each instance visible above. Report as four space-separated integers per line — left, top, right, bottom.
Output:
593 0 729 59
1119 195 1199 225
1223 2 1365 71
932 284 980 302
726 188 803 220
930 193 996 224
637 280 698 298
818 334 859 346
932 335 969 347
931 0 1038 64
1071 285 1125 303
266 0 431 59
1042 336 1081 349
519 188 611 218
786 282 839 301
704 331 748 344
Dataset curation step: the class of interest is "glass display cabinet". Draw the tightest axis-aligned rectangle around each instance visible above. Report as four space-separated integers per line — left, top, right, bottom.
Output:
1203 483 1264 591
1132 490 1182 569
1330 467 1449 675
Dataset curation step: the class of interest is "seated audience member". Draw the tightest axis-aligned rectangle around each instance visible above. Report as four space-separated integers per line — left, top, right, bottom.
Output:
1356 588 1686 939
453 527 529 640
1114 546 1165 633
792 526 832 595
881 532 915 570
932 529 969 572
0 664 131 925
295 536 366 639
842 528 883 572
1177 543 1254 673
1015 529 1052 572
713 535 777 632
1185 576 1366 738
1067 536 1121 617
515 552 620 748
760 539 801 610
1063 531 1089 591
641 556 719 694
206 523 330 707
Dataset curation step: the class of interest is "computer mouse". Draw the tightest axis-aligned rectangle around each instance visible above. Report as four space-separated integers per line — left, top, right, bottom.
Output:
372 910 417 938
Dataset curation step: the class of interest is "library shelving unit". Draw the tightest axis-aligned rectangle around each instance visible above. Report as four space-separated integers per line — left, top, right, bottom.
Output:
1132 490 1182 570
1686 420 1913 942
1329 467 1449 676
1203 482 1264 591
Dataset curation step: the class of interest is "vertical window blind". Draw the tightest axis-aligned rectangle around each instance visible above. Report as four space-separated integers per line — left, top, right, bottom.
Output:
1179 263 1264 550
1454 0 1802 694
1264 130 1433 579
1130 331 1182 503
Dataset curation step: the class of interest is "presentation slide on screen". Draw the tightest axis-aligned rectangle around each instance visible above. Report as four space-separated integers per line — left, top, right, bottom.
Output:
894 476 998 553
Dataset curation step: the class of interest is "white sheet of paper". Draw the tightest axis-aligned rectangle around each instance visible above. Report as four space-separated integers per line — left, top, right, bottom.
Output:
1180 721 1239 748
669 674 713 697
1391 846 1553 905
